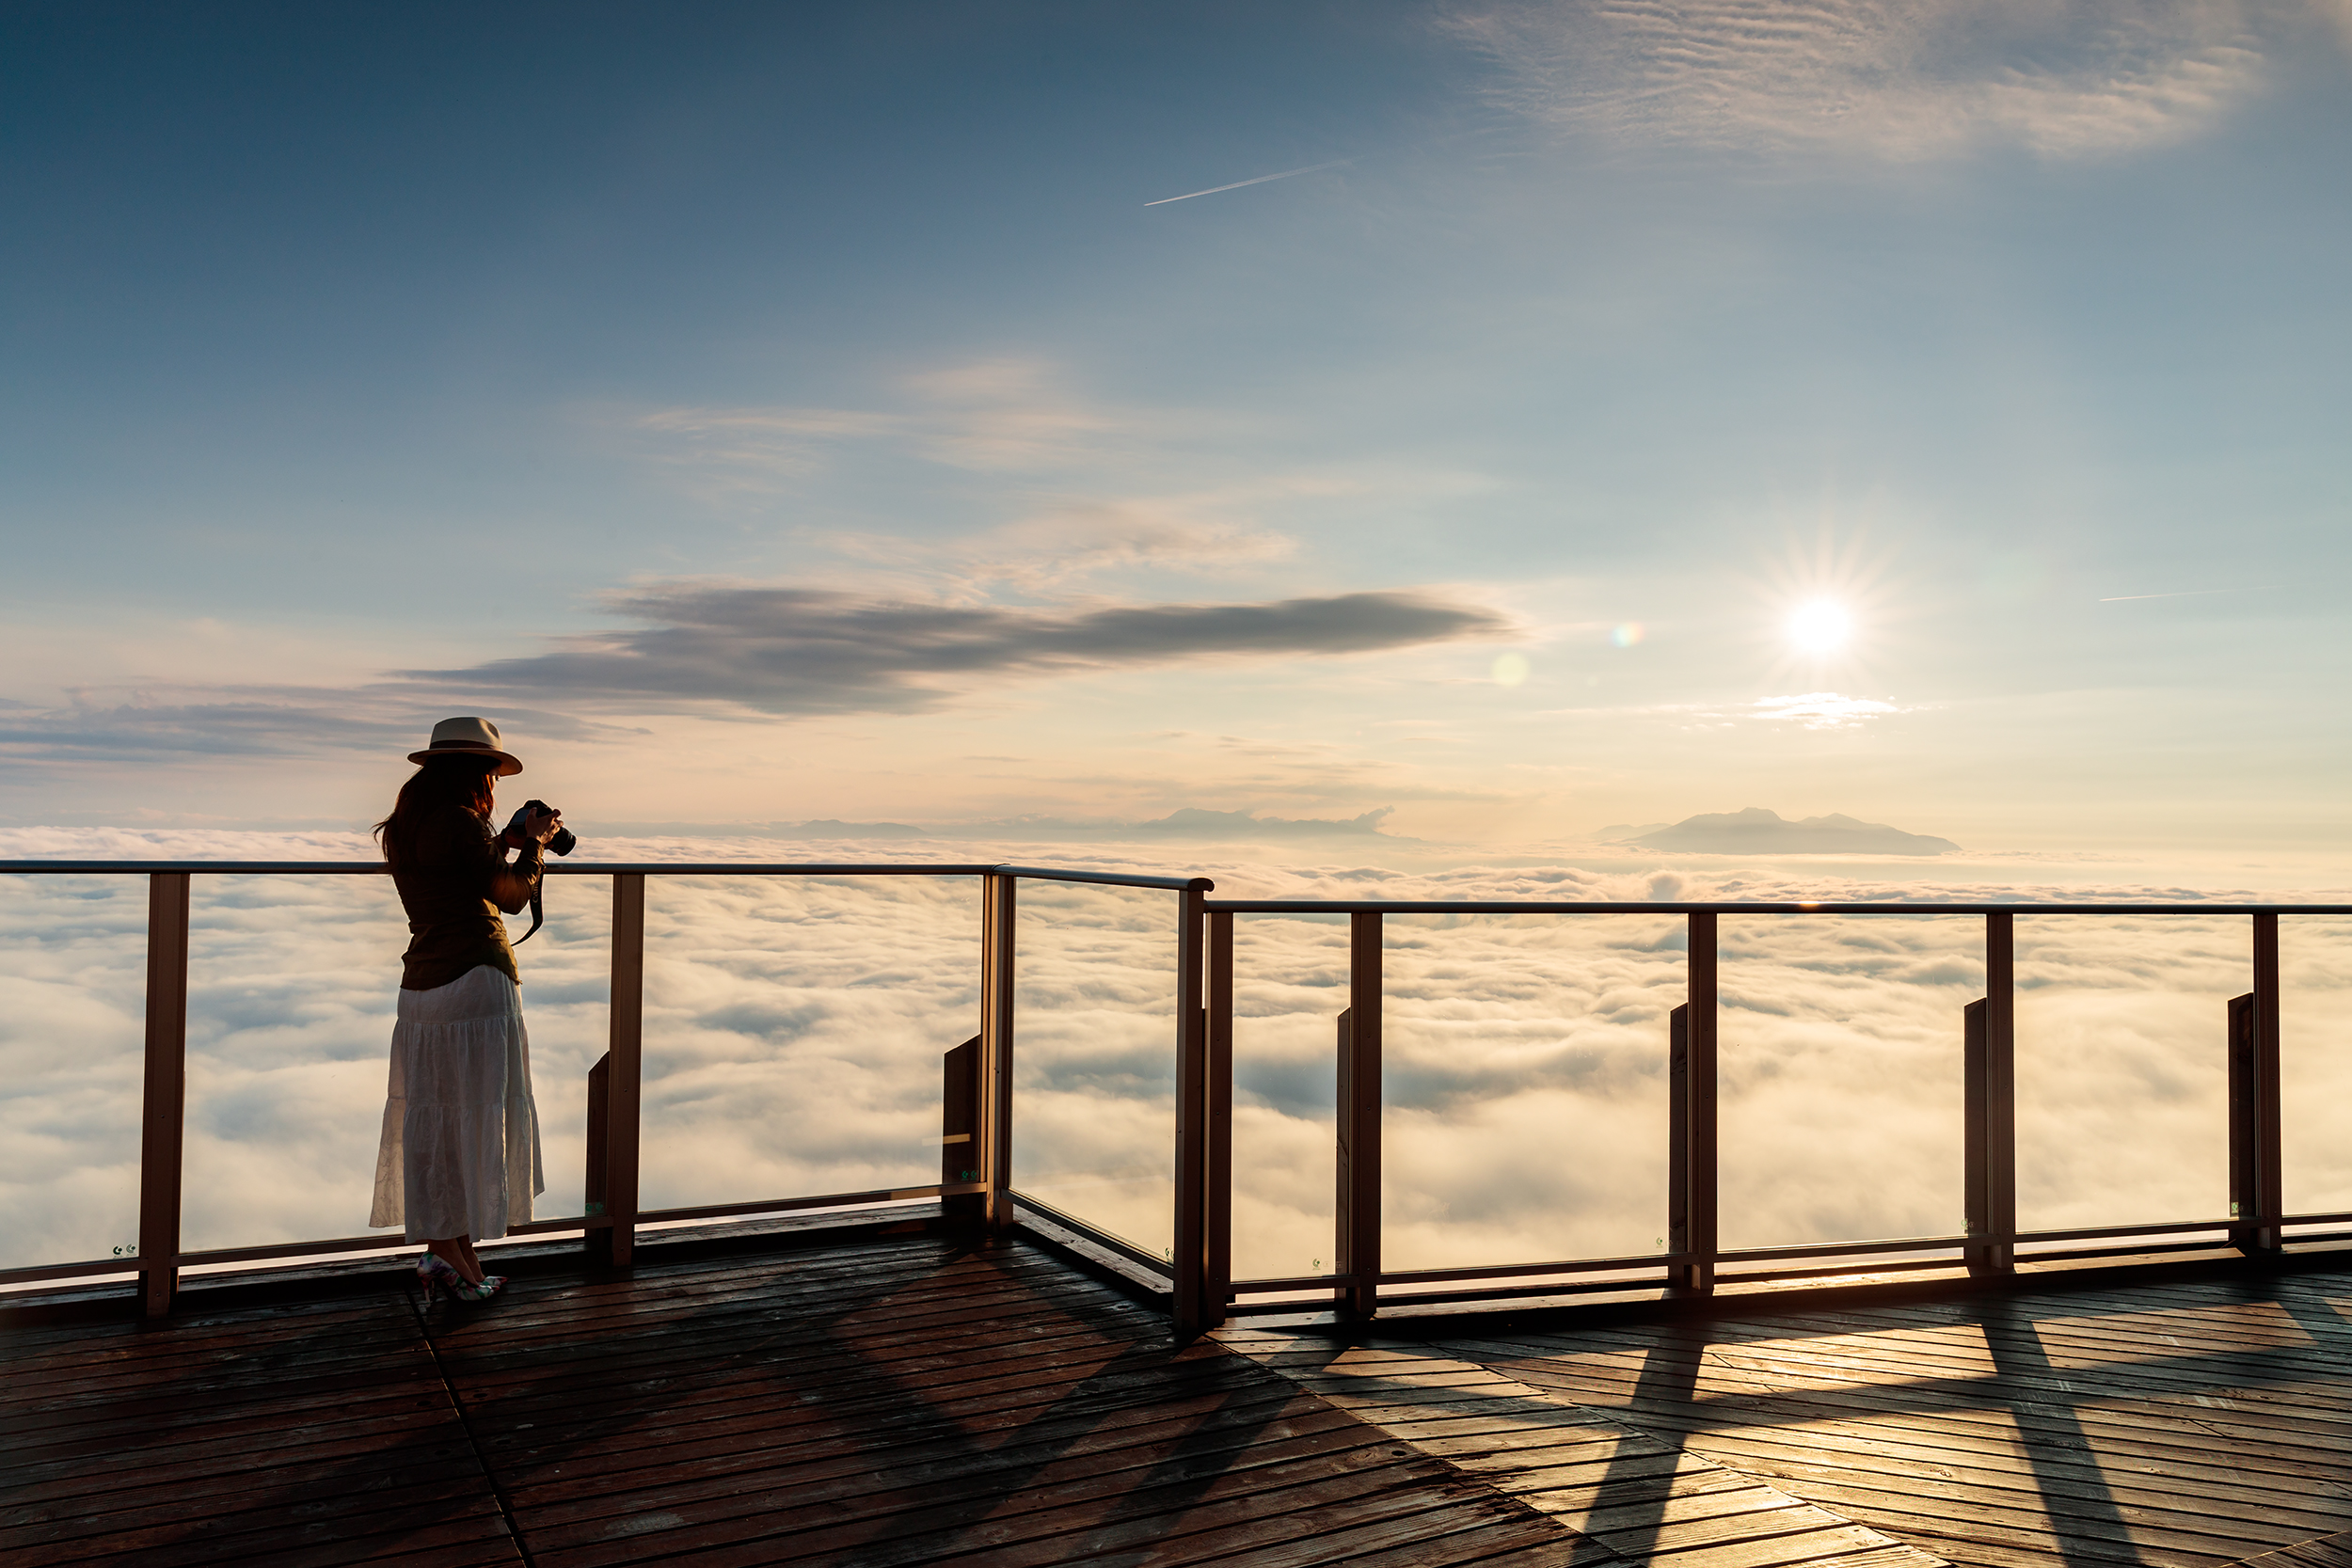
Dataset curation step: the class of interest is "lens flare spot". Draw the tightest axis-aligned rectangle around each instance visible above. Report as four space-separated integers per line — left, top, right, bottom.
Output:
1786 600 1851 654
1611 623 1644 648
1491 652 1530 688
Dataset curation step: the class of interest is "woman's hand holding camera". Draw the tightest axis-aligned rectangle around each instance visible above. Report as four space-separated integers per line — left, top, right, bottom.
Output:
503 803 562 848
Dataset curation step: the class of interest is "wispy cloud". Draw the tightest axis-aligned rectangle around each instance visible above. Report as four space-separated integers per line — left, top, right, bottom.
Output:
405 585 1512 716
631 358 1161 494
1450 0 2277 161
0 586 1511 763
0 692 635 766
1749 691 1905 729
1144 158 1353 206
1542 690 1911 730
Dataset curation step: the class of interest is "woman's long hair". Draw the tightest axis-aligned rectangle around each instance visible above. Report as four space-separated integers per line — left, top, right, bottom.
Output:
375 754 501 869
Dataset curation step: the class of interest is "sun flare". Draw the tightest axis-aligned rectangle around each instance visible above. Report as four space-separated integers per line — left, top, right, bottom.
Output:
1786 599 1852 654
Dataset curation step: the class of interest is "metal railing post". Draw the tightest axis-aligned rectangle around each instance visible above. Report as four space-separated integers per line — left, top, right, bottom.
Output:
604 873 645 1268
942 1035 985 1222
1172 880 1209 1335
584 1053 611 1260
981 873 1017 1233
138 872 191 1318
1336 911 1382 1318
1677 913 1717 1295
1667 1002 1690 1291
1963 999 1989 1272
2230 913 2282 1252
1975 913 2016 1272
1206 910 1234 1330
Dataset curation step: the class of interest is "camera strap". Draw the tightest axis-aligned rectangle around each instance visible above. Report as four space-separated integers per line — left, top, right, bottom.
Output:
513 885 547 944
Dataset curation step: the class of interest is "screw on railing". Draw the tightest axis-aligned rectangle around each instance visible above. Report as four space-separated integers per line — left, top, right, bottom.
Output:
2229 912 2283 1252
980 872 1017 1234
138 872 191 1318
600 873 645 1268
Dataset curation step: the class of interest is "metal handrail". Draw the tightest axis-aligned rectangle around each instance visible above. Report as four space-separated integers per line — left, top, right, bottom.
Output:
0 860 1208 888
1206 898 2352 915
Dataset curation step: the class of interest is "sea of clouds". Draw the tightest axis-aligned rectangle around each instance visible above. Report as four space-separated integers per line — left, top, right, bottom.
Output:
5 826 2350 1286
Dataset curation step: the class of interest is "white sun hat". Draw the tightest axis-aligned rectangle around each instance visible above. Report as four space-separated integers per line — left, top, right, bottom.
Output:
406 716 523 776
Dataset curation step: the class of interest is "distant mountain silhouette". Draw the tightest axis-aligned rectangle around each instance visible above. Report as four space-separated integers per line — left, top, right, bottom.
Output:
1619 807 1959 856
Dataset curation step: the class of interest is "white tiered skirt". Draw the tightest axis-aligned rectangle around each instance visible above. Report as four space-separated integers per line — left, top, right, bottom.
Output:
370 964 545 1243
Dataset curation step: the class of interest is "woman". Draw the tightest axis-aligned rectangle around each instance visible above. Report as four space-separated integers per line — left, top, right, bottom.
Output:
369 717 561 1304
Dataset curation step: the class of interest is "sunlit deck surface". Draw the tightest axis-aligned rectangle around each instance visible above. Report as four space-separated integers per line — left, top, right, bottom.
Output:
9 1221 2352 1568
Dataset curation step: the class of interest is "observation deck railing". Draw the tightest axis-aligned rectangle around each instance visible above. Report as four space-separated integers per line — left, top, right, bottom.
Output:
5 861 2349 1334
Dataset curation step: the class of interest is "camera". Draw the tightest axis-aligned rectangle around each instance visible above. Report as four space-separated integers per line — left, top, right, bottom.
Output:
509 799 577 857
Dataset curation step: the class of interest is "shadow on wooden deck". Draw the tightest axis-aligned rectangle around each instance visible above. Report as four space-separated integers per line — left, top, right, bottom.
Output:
10 1221 2352 1568
1225 1267 2352 1568
0 1222 1581 1567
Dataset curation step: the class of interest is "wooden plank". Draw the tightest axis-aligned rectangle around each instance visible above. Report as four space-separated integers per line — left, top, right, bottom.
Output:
1444 1324 2352 1481
1225 1340 1946 1568
1392 1316 2333 1568
1475 1353 2351 1526
24 1219 2352 1568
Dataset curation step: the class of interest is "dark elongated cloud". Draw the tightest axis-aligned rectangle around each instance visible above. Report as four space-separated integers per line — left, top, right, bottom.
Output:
401 586 1509 715
0 586 1508 764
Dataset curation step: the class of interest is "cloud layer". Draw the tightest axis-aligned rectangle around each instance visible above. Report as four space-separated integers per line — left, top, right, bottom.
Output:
8 829 2351 1288
1453 0 2280 160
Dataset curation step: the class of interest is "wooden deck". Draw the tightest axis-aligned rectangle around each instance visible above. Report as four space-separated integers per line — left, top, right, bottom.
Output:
1225 1269 2352 1567
7 1224 2352 1567
0 1226 1579 1567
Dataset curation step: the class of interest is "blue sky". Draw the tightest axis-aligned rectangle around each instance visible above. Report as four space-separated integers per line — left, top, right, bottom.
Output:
5 1 2349 861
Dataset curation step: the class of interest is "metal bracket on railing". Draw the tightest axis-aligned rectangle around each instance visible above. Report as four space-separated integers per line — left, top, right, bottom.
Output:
1963 915 2018 1275
943 1035 985 1223
596 873 645 1268
138 872 191 1318
1668 913 1717 1296
1331 912 1383 1319
1172 881 1211 1334
2229 913 2283 1252
1204 911 1234 1330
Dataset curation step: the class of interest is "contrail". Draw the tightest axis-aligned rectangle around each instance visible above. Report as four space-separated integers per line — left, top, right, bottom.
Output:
1145 159 1351 207
2097 586 2277 602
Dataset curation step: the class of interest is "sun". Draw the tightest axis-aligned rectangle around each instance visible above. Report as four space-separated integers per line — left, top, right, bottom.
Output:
1786 599 1851 655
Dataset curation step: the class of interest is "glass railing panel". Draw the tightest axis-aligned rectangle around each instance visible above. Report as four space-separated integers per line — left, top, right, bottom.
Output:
1011 880 1178 1263
178 874 414 1254
638 874 977 1214
1717 913 1977 1252
2013 913 2241 1234
1379 911 1682 1274
1229 912 1343 1282
2280 914 2352 1218
485 872 611 1224
0 873 148 1272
